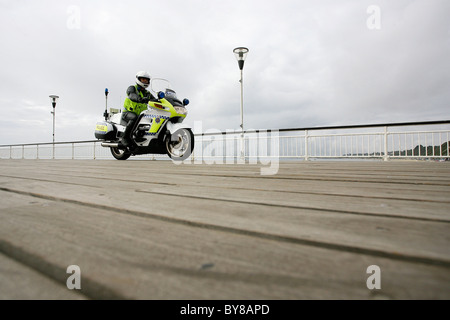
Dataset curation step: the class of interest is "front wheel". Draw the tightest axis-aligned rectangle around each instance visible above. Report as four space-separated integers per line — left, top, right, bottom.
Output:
110 147 131 160
166 128 194 161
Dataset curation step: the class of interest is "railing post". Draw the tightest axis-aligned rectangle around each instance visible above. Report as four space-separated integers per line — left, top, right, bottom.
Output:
383 126 389 161
10 146 12 159
304 130 309 161
93 142 96 160
72 143 74 160
37 144 39 160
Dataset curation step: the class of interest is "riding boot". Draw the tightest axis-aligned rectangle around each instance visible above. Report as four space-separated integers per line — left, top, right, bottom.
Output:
120 112 137 148
121 124 133 147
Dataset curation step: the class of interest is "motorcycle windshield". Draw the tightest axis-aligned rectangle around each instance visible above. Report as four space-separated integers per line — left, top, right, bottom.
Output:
150 78 173 97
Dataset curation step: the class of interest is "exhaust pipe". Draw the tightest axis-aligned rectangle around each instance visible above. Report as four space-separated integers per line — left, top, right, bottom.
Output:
101 142 120 148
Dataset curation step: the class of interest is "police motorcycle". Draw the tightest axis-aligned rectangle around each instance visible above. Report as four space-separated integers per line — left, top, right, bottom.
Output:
95 78 194 161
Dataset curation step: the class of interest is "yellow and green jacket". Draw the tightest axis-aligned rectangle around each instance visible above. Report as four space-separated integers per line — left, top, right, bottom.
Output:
123 85 154 115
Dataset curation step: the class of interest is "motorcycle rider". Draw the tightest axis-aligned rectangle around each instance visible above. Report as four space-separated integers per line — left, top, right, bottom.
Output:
121 71 156 147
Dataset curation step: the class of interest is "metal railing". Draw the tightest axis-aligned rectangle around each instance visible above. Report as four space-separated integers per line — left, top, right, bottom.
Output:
1 120 449 161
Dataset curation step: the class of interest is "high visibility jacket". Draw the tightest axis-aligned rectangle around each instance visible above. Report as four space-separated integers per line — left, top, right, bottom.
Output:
123 85 152 115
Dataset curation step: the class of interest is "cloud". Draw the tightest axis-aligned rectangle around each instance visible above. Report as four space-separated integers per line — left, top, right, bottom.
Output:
0 0 449 145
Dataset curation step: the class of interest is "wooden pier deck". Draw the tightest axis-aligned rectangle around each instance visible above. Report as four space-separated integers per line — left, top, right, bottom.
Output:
0 159 449 300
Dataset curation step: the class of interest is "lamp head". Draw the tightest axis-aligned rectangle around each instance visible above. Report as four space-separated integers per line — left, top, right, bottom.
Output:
49 95 59 104
49 95 59 108
233 47 249 70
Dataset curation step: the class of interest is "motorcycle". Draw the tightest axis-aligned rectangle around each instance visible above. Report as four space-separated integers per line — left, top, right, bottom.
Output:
94 78 194 161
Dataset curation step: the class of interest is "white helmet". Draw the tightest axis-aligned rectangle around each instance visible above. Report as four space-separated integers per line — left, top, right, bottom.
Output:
135 71 151 88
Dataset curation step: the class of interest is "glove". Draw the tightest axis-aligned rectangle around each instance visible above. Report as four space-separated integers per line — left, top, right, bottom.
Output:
139 97 150 104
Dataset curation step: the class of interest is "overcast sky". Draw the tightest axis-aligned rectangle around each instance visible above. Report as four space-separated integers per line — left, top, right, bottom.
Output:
0 0 449 145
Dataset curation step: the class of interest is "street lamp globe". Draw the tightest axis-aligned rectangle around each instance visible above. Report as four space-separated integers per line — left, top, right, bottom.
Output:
49 95 59 105
233 47 249 70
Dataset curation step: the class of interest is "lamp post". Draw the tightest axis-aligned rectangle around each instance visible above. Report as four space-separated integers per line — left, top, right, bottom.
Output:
233 47 249 161
49 95 59 159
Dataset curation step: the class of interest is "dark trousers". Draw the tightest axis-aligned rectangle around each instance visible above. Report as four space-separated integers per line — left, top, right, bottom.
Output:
122 112 138 142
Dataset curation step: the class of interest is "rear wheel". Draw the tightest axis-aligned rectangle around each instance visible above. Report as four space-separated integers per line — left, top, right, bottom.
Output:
165 128 194 161
110 147 131 160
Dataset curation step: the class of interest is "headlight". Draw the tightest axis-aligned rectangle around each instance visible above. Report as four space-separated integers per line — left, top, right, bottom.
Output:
174 106 188 115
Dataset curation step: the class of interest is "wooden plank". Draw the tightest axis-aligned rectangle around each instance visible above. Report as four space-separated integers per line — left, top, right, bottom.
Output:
2 160 449 224
0 190 448 299
0 175 448 266
2 171 449 221
0 161 449 260
3 165 450 203
0 159 449 300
